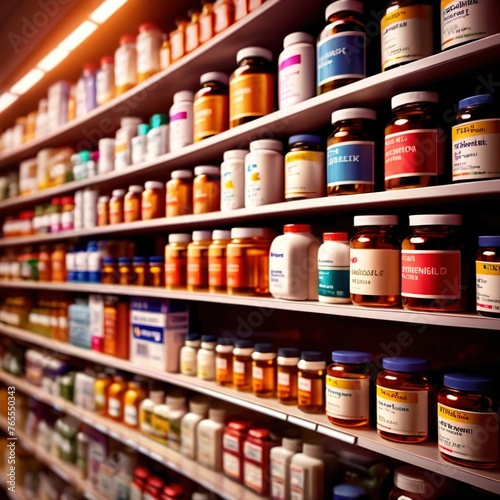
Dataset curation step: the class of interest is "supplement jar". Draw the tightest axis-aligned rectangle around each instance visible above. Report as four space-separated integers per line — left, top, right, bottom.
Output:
136 23 162 82
350 215 401 307
221 149 248 211
229 47 275 128
197 335 218 380
297 351 326 414
438 373 499 468
452 94 500 182
245 139 284 208
223 420 252 482
381 1 433 72
476 235 500 317
96 56 115 105
327 108 376 195
124 185 143 223
377 357 432 443
132 257 147 287
146 114 169 160
193 166 220 214
109 189 126 225
118 257 133 285
114 35 137 95
165 233 191 289
252 343 277 398
97 195 110 226
132 123 150 164
142 181 165 220
285 134 325 200
385 91 445 190
216 337 234 386
148 256 165 287
277 347 300 405
402 214 465 312
102 257 118 284
166 169 193 217
233 339 254 392
187 230 212 292
317 0 366 95
326 350 372 427
208 229 232 292
180 333 201 376
169 91 194 152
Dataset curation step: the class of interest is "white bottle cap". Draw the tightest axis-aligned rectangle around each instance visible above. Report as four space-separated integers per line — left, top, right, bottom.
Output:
283 437 303 453
145 181 164 190
192 230 212 242
98 195 110 203
394 466 433 493
249 139 283 153
189 398 209 415
112 189 125 197
173 90 194 103
171 169 193 180
325 0 363 20
166 394 186 409
200 72 229 86
127 185 144 193
150 390 165 404
236 46 273 64
354 215 398 226
120 117 142 127
194 166 220 177
391 91 439 110
409 214 462 226
209 408 227 423
99 138 116 147
331 108 376 123
231 227 268 239
223 149 249 161
303 443 323 458
283 32 315 48
169 233 192 243
212 230 231 241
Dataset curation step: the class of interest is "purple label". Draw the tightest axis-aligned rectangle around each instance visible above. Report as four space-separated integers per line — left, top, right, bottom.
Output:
279 54 301 71
170 111 188 122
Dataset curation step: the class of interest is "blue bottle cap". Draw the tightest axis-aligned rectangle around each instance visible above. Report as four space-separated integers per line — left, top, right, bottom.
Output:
137 123 151 135
201 335 218 343
443 373 493 393
148 256 164 263
332 350 372 364
235 339 253 348
288 134 323 146
185 333 201 341
458 94 494 109
118 257 131 264
132 257 147 263
254 343 274 353
382 357 430 372
478 235 500 247
102 257 116 264
150 113 169 128
333 483 369 500
301 351 323 362
278 347 300 357
217 337 235 346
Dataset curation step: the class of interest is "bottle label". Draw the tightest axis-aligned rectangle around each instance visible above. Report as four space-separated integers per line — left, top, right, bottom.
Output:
437 403 499 462
229 73 274 123
401 250 461 299
223 433 240 452
298 377 324 408
327 142 375 186
476 260 500 313
278 371 291 397
290 465 307 499
279 50 314 108
318 265 350 298
194 95 228 141
216 356 228 370
227 256 246 288
326 376 369 420
209 256 226 287
350 249 401 296
187 256 208 287
124 404 138 426
271 456 287 500
376 387 428 436
285 150 325 199
252 365 264 380
223 452 241 478
317 32 366 87
152 413 170 440
381 5 433 71
198 429 216 466
108 397 121 418
244 461 263 492
244 441 263 462
452 119 500 181
180 349 197 375
166 256 187 287
137 36 158 74
385 129 444 180
233 359 248 387
168 422 181 451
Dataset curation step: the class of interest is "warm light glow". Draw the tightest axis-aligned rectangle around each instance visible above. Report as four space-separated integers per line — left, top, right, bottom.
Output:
0 93 19 113
58 20 98 51
10 69 45 95
37 47 70 72
90 0 128 24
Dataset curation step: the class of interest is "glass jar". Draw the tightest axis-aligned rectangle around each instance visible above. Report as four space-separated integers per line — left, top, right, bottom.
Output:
124 185 143 223
142 181 165 220
216 337 234 386
208 229 231 292
166 170 193 217
297 351 326 413
233 339 254 392
115 35 138 95
97 195 110 226
148 256 165 287
193 166 220 214
137 23 162 82
132 257 147 287
165 233 191 289
277 347 299 405
187 230 212 292
109 189 125 225
118 257 133 285
252 343 277 398
476 235 500 317
102 257 119 284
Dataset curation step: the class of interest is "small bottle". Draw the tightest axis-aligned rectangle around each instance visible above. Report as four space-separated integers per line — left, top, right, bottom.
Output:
229 47 275 128
197 408 227 470
215 337 234 386
161 484 184 500
476 235 500 317
290 443 325 500
118 257 133 285
167 394 187 451
98 138 115 174
327 108 377 195
169 91 194 152
144 477 165 499
252 343 277 398
180 397 209 459
187 230 212 291
165 233 191 289
186 9 201 53
124 185 144 223
96 56 115 105
38 245 52 282
208 229 231 292
107 373 128 422
102 257 119 284
277 347 300 406
214 0 234 34
317 1 366 94
115 116 142 169
180 333 201 375
166 170 193 217
199 0 215 43
94 369 115 415
151 396 171 444
148 256 165 287
298 351 326 414
376 357 432 443
130 466 150 499
193 166 221 214
139 388 165 436
233 339 254 392
136 23 162 82
115 35 137 94
123 377 147 429
326 350 372 427
170 17 189 63
223 420 252 482
350 215 401 307
142 181 165 220
234 0 249 20
87 241 102 283
147 114 170 160
60 196 75 231
385 91 445 190
270 437 303 500
197 335 218 380
132 257 147 286
221 149 248 211
159 34 170 70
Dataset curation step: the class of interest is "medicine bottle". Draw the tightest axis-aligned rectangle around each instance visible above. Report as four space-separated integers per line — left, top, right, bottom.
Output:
148 256 165 287
118 257 133 285
160 484 184 500
285 135 325 200
186 9 201 53
226 227 272 295
142 181 165 220
221 149 248 211
60 196 75 231
233 339 254 392
167 394 187 450
194 72 229 142
278 32 315 110
169 91 194 152
180 333 201 376
146 114 169 161
208 229 231 292
215 337 234 386
270 437 303 500
277 347 299 405
193 166 220 214
180 397 209 460
139 388 165 436
187 230 212 291
213 0 234 34
252 343 277 398
245 139 284 208
229 47 275 128
38 245 52 282
159 34 170 71
132 257 147 287
165 233 191 289
452 94 500 182
96 56 115 105
327 108 377 195
438 373 499 468
223 420 252 482
326 350 372 427
166 170 193 217
381 1 433 72
376 357 432 443
290 443 325 500
115 35 137 95
350 215 401 307
98 138 115 174
298 351 326 413
476 235 500 317
200 0 215 43
197 334 218 380
170 18 188 63
51 244 67 283
123 377 147 429
109 189 126 225
102 257 118 284
115 117 142 169
136 23 162 82
107 373 128 421
197 408 227 471
234 0 249 20
317 1 366 95
144 477 165 499
124 185 143 223
402 214 465 312
95 369 115 415
385 91 445 190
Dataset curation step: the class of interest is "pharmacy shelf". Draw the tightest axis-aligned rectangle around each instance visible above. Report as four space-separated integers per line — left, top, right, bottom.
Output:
0 415 104 500
0 371 264 500
1 354 500 493
0 281 498 331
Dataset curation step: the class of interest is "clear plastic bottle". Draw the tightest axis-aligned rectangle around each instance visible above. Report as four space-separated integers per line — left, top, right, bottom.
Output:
197 335 218 380
233 339 254 392
252 343 277 398
187 230 212 291
165 233 191 289
166 170 193 217
115 35 138 95
208 229 231 292
179 333 201 376
297 351 326 414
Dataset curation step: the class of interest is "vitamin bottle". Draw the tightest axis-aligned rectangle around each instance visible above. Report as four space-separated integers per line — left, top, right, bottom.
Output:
118 257 133 285
144 477 165 499
151 396 170 444
123 377 147 429
377 357 432 443
159 34 170 71
452 94 500 182
270 437 303 500
298 351 326 413
229 47 275 128
38 245 52 282
208 229 231 292
290 443 325 500
327 108 377 195
215 337 234 386
476 235 500 317
317 0 366 94
166 170 193 217
381 1 433 72
96 56 115 105
102 257 118 284
233 339 254 392
115 35 137 94
169 91 194 152
278 32 315 110
197 334 218 380
147 114 170 160
194 72 229 142
385 91 445 190
180 397 209 460
124 185 143 223
226 227 272 295
136 23 162 82
234 0 249 20
187 230 212 291
142 181 165 220
165 233 191 289
115 117 142 169
326 350 372 427
139 388 165 436
130 467 150 499
245 140 284 207
179 333 201 375
167 394 187 450
51 244 67 283
60 196 75 231
438 373 499 468
221 149 248 211
277 347 299 405
109 189 125 224
193 166 220 214
223 420 252 483
107 373 128 422
170 18 189 63
99 138 115 173
350 215 401 307
186 9 201 53
148 256 165 287
132 257 147 286
214 0 234 34
252 343 278 399
401 214 465 312
197 408 227 470
199 0 215 43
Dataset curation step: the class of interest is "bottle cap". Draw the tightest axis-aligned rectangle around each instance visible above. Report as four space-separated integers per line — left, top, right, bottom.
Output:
200 71 229 85
223 149 249 161
192 230 212 242
333 483 369 500
354 215 398 227
139 22 160 32
150 113 169 128
209 408 227 422
235 339 253 348
217 337 235 346
144 181 163 191
112 189 126 198
392 91 439 110
230 227 268 239
118 257 131 264
120 117 142 128
249 139 283 153
102 257 116 264
303 442 323 458
137 123 151 135
101 55 114 66
173 90 194 103
168 233 191 243
301 351 323 362
283 32 314 48
478 235 500 247
194 165 220 177
162 484 183 497
332 350 372 364
382 357 429 372
284 224 311 233
128 185 144 193
132 257 147 263
443 373 493 393
148 256 164 263
288 134 323 146
185 333 201 342
325 0 363 20
150 390 165 404
331 108 377 123
236 46 273 63
323 232 349 241
133 466 150 480
201 334 218 343
171 169 193 180
166 394 186 408
278 347 300 357
212 230 231 241
458 94 494 109
189 397 210 415
120 34 136 45
146 476 165 490
254 343 274 353
282 437 303 453
394 465 436 493
409 214 462 226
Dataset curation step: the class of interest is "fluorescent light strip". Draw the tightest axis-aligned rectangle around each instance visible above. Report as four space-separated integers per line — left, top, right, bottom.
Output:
90 0 128 24
58 20 98 51
37 47 70 72
0 93 19 113
10 69 45 95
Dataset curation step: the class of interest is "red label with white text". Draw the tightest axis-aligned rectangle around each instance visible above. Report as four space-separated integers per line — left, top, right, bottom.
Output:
401 250 461 299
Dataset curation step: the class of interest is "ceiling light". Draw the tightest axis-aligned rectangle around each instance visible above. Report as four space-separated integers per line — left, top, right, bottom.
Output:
90 0 128 24
58 20 98 52
37 47 70 72
0 93 19 113
10 69 45 95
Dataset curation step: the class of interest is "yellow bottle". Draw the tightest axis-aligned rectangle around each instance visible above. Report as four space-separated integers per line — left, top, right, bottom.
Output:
139 388 165 437
94 369 115 416
187 230 212 292
123 377 148 429
107 373 128 422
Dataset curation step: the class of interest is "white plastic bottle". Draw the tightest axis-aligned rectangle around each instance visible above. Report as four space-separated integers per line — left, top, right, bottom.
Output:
269 224 321 301
166 394 187 451
270 437 303 500
169 91 194 152
221 149 248 211
131 123 150 164
197 408 227 471
318 232 351 304
289 443 324 500
180 333 201 376
87 241 102 283
83 188 98 229
146 113 170 160
278 32 315 109
197 335 218 381
139 389 165 436
115 117 142 169
180 397 210 459
98 138 115 174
